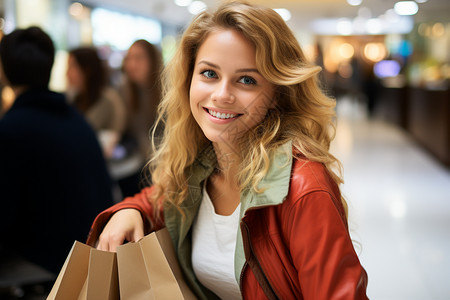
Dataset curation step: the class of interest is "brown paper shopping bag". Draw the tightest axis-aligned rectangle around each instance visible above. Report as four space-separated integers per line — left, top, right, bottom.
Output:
47 241 119 300
116 227 197 300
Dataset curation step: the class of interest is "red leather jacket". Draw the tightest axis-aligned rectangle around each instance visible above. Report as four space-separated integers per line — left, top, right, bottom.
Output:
238 159 368 299
87 145 368 299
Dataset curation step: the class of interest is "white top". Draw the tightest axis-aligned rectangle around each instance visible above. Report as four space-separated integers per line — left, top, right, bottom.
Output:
191 185 242 300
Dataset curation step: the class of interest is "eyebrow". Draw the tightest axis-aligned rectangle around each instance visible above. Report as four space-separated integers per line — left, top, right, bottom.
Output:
197 60 260 74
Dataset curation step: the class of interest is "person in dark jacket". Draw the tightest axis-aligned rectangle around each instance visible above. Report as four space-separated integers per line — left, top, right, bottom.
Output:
0 26 114 274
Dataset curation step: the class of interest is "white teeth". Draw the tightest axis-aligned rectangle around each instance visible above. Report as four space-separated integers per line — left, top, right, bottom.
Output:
208 109 237 119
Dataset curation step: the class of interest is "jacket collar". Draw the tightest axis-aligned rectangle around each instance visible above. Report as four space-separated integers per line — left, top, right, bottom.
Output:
10 89 68 112
235 140 292 284
240 141 292 212
181 140 293 210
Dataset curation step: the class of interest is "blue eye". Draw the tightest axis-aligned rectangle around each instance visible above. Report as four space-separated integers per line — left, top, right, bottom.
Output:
201 70 217 79
239 76 256 85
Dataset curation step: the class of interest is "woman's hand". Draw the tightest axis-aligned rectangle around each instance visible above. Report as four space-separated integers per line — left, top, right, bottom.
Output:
97 208 144 252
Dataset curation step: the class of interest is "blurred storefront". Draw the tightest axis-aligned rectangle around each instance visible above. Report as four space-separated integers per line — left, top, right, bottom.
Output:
312 13 449 166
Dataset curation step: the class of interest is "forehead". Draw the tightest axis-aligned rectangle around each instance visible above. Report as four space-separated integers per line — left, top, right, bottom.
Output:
195 29 256 64
128 44 147 55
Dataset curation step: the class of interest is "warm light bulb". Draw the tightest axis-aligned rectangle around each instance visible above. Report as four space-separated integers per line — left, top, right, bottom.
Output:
339 43 355 59
69 2 84 17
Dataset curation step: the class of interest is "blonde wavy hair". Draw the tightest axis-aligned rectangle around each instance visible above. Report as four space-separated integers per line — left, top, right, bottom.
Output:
149 1 347 215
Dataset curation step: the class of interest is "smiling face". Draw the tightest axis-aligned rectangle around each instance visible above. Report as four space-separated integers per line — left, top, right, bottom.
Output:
189 29 275 152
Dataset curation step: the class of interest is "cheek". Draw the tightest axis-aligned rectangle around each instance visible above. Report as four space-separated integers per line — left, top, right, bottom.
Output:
125 62 137 76
123 63 132 75
135 63 146 75
73 72 82 87
189 81 198 114
243 96 273 125
66 69 76 86
190 78 212 102
246 109 267 129
189 78 202 107
189 91 195 113
142 60 151 74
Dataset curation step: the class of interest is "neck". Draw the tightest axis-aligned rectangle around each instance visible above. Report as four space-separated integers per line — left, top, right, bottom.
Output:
212 142 240 184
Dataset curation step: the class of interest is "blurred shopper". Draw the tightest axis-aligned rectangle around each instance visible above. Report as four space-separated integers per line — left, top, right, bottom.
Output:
361 61 379 117
115 39 163 196
67 47 126 160
0 27 114 274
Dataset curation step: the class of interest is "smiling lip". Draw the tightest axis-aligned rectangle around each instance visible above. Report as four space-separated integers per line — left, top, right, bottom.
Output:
203 107 243 120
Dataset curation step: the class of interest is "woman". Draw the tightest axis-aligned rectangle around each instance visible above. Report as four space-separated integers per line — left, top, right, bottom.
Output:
67 47 125 159
87 2 368 299
122 39 162 144
115 40 163 196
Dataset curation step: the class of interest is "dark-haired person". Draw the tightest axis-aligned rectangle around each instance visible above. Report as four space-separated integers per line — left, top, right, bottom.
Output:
114 40 163 196
67 47 125 160
0 27 114 275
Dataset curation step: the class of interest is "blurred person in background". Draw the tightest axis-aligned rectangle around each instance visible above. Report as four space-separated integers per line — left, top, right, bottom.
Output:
115 39 163 197
66 47 126 161
0 27 114 276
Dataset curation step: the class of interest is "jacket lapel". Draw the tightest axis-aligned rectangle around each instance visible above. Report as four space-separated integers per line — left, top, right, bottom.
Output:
164 143 219 300
234 141 293 284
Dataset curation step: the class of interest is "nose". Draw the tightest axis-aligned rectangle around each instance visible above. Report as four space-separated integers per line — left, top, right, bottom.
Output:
211 80 235 104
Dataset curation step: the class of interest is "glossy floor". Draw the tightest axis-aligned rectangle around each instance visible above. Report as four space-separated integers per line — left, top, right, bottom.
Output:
331 98 450 300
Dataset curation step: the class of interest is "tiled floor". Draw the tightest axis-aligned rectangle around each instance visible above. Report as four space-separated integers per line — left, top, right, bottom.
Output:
331 97 450 300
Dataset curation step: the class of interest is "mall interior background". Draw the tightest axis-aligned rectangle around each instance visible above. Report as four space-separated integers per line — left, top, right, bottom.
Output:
0 0 449 299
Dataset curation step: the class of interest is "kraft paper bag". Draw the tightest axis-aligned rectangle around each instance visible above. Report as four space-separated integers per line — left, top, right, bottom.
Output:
47 241 119 300
116 227 197 300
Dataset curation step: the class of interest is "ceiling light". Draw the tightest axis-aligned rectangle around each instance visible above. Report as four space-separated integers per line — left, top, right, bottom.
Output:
274 8 291 21
339 43 355 59
174 0 192 7
394 1 419 15
364 43 387 62
188 1 207 15
415 0 427 3
337 18 353 35
347 0 363 6
69 2 84 18
432 22 445 37
366 18 383 34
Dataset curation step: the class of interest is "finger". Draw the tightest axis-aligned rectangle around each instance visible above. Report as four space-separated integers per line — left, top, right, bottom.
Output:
108 234 125 252
133 227 144 242
97 238 109 251
109 240 121 252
